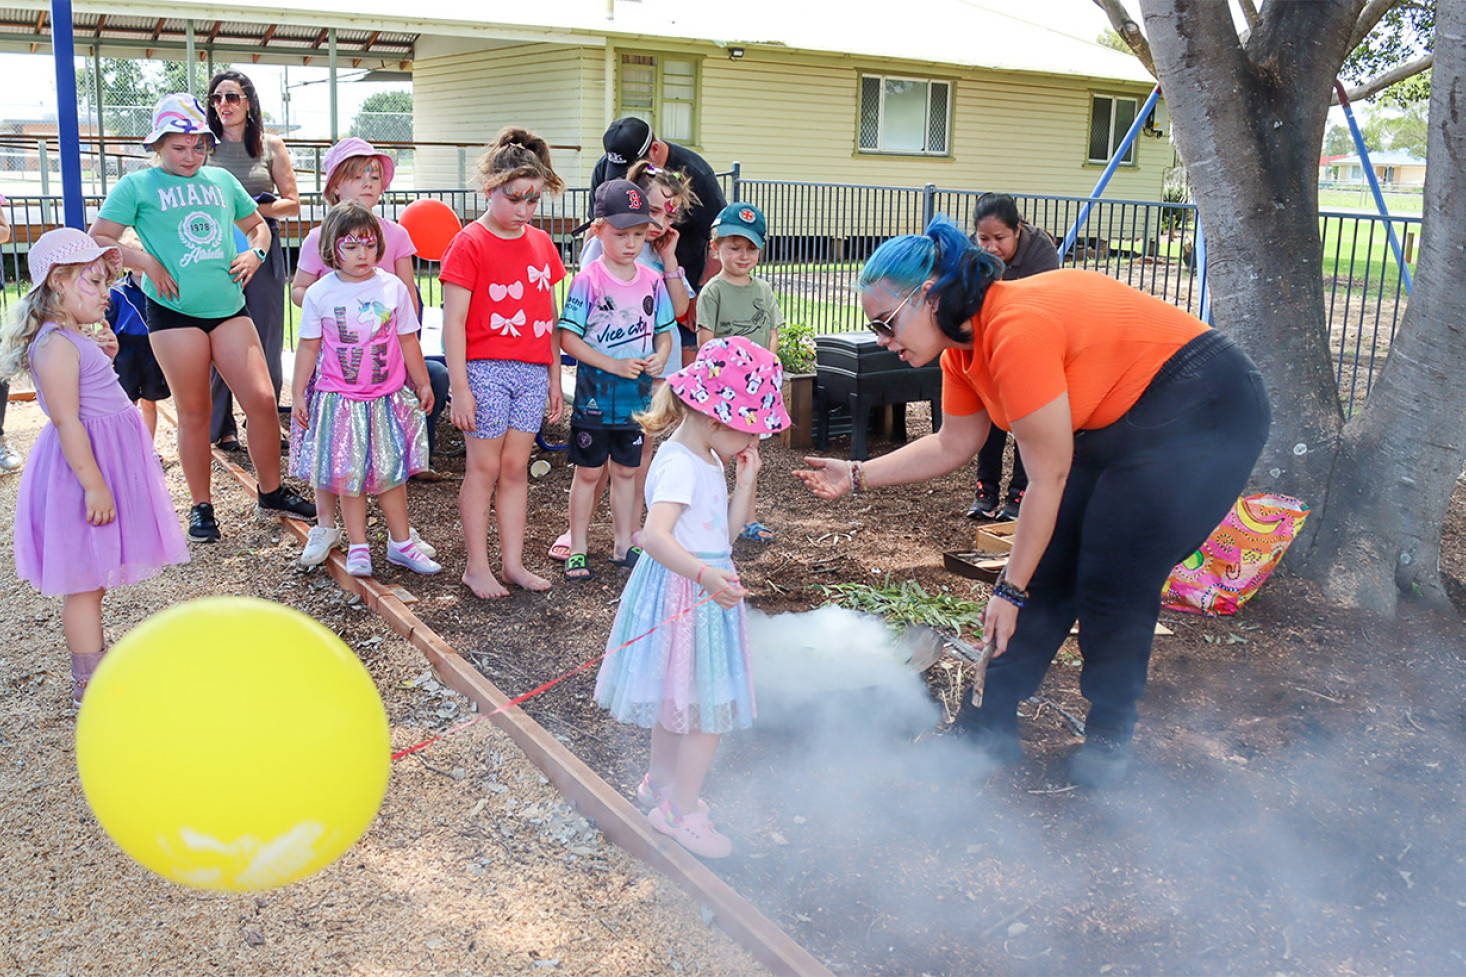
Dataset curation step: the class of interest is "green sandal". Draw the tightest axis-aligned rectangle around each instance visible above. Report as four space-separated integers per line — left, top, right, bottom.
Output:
564 553 594 580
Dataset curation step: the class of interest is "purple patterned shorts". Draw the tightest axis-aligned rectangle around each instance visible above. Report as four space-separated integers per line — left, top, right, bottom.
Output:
463 358 549 439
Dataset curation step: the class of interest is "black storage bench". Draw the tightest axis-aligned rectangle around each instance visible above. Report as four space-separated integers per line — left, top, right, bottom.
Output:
814 331 943 461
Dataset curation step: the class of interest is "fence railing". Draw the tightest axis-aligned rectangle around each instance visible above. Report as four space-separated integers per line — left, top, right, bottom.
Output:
0 178 1416 411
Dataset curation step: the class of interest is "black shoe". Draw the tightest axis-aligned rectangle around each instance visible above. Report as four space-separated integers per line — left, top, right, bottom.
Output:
257 485 317 520
215 438 246 454
998 490 1024 522
965 481 1001 520
1070 730 1135 789
188 502 221 542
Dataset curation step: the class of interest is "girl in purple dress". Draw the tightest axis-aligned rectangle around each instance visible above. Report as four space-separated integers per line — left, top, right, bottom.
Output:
1 229 189 706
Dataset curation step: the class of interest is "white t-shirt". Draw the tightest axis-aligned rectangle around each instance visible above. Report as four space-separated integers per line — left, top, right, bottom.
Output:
299 269 420 400
645 441 731 557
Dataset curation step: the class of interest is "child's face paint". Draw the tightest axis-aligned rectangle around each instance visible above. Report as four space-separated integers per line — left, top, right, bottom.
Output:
335 162 384 208
335 233 378 279
485 177 544 236
644 186 670 241
57 259 113 326
158 134 209 177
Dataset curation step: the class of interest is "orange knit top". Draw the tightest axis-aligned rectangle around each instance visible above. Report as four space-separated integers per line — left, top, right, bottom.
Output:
940 269 1208 431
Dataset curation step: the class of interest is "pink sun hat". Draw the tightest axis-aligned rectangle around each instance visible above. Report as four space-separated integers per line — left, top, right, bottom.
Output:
323 137 396 192
26 228 122 298
667 336 791 435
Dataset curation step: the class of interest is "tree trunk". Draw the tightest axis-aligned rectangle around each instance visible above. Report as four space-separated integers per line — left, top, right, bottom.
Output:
1137 0 1466 613
1304 0 1466 612
1140 2 1357 524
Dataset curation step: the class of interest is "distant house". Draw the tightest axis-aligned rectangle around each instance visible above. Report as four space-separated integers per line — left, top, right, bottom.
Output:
409 0 1169 200
1323 150 1427 188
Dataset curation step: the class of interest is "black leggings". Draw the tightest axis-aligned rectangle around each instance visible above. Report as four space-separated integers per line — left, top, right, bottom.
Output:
967 331 1271 739
975 425 1027 499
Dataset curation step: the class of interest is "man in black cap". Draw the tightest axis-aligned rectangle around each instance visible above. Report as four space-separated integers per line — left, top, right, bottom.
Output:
591 117 726 294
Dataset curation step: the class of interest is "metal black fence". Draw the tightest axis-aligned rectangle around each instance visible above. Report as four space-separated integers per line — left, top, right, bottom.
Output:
0 176 1416 410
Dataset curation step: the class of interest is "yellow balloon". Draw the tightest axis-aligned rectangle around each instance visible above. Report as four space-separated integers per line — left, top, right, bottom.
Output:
76 596 390 892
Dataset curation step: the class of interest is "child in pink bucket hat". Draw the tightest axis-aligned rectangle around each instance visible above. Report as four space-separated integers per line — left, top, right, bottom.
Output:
593 336 787 860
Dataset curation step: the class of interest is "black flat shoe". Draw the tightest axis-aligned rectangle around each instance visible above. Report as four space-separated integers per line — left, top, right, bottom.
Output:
215 438 245 454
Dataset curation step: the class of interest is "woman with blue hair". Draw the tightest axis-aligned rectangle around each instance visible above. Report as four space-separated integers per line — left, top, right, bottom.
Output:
795 219 1270 788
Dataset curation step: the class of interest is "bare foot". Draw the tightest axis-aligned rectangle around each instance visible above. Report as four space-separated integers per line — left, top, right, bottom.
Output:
462 566 510 599
503 565 552 592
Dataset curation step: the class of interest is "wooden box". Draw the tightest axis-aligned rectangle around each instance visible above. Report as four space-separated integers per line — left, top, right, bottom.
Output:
975 520 1018 553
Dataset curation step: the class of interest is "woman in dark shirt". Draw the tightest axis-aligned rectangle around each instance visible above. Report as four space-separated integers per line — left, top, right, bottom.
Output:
965 192 1060 520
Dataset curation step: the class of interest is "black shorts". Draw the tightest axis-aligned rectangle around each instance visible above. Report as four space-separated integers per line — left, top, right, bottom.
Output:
145 297 247 334
113 334 170 402
677 323 698 348
569 425 644 469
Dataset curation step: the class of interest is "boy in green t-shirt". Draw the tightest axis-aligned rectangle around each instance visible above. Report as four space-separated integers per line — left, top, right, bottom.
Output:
696 203 783 542
696 203 783 356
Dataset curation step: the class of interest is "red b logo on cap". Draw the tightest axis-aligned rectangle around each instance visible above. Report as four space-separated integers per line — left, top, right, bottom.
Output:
627 188 643 209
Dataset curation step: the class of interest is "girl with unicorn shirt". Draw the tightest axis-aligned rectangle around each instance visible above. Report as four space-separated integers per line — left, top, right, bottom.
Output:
291 204 438 578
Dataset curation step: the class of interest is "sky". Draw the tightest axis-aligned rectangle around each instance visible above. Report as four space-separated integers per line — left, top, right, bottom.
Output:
0 55 404 139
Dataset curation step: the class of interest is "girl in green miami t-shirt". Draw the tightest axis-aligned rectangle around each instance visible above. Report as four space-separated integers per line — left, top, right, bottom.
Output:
90 93 315 543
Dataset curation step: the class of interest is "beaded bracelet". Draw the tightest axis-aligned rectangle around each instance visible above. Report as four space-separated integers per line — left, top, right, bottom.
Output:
849 460 867 495
992 569 1029 608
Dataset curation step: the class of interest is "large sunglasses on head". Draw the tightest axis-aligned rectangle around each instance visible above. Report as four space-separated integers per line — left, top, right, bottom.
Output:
209 91 244 106
868 282 923 339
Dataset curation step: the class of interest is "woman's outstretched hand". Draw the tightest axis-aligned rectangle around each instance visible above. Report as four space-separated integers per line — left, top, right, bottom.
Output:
793 456 852 499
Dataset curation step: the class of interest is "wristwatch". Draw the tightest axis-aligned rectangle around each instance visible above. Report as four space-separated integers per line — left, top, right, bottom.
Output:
250 246 267 261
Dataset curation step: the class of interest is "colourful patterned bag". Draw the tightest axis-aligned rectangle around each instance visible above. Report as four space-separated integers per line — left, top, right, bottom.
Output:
1161 494 1310 616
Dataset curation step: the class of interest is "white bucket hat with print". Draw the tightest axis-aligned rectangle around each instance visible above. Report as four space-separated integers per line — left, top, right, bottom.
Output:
142 92 214 149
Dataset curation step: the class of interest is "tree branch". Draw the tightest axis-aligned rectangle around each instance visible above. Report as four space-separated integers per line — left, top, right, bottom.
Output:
1234 0 1260 30
1092 0 1158 78
1350 0 1402 51
1332 51 1434 103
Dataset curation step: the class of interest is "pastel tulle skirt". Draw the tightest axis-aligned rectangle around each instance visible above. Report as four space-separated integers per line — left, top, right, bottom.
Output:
14 406 189 595
595 552 755 735
296 387 427 496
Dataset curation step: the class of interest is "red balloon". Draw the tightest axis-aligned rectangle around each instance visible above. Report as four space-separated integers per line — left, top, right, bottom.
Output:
398 199 463 262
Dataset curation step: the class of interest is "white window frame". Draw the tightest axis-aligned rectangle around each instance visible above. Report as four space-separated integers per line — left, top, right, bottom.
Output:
1088 93 1139 166
616 51 700 146
858 74 952 156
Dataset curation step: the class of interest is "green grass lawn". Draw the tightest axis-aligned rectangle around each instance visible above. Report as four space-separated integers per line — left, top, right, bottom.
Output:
1318 186 1423 216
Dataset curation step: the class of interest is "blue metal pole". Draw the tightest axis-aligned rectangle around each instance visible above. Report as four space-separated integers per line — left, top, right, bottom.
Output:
1334 81 1412 294
1059 86 1161 261
1194 216 1211 324
50 0 85 229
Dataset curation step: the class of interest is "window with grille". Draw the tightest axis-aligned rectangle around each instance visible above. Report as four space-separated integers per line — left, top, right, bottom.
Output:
857 75 951 155
1088 94 1138 165
618 53 698 144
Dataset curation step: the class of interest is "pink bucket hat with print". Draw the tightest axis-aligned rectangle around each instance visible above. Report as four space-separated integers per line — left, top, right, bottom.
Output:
26 228 122 298
323 137 396 192
667 336 791 435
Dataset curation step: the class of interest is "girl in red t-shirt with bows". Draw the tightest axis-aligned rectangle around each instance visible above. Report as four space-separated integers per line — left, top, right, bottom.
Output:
440 127 567 599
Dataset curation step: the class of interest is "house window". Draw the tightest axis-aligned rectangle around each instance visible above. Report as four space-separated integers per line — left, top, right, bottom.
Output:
858 75 951 155
1088 94 1138 165
618 53 698 144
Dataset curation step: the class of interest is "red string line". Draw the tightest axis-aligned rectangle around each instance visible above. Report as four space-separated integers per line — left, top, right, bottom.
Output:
391 589 721 761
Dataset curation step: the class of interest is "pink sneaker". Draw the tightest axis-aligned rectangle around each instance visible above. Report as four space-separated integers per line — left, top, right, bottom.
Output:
345 544 373 577
387 538 442 575
649 801 732 859
635 775 709 815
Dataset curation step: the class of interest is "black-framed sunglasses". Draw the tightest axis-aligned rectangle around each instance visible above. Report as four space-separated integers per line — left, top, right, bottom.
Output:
868 282 923 339
209 91 244 106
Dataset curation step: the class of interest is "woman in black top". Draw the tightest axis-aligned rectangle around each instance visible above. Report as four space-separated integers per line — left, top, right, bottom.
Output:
964 192 1060 520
